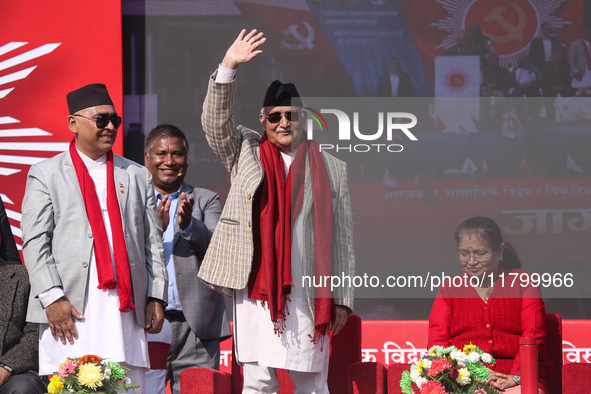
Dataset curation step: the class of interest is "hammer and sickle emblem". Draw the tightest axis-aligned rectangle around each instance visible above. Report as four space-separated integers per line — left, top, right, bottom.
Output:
280 20 315 50
483 0 527 43
449 74 466 87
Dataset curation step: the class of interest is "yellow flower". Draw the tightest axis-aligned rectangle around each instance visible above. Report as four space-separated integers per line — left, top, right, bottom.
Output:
456 367 471 385
47 375 64 394
416 360 426 373
428 345 443 357
463 343 477 355
78 363 104 389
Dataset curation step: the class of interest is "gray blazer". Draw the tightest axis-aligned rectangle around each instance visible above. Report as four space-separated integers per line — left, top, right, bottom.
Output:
171 183 230 340
569 38 588 77
199 73 355 317
21 151 167 326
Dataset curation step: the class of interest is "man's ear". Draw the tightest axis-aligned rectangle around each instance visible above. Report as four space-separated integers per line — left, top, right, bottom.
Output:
67 115 78 134
144 153 149 166
259 113 265 125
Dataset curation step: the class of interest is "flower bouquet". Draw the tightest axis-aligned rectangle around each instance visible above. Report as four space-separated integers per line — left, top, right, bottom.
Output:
46 355 140 394
400 344 500 394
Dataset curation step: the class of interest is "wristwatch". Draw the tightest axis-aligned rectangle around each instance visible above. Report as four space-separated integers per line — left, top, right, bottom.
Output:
511 375 521 384
147 297 167 308
0 363 13 375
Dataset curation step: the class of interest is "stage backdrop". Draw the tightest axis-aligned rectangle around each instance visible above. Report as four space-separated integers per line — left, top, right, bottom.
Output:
0 0 123 252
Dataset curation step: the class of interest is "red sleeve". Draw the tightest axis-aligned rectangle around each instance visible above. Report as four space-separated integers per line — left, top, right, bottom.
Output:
428 290 453 348
511 282 547 376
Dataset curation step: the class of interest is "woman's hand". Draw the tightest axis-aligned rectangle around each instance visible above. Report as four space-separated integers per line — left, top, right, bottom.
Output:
486 371 519 391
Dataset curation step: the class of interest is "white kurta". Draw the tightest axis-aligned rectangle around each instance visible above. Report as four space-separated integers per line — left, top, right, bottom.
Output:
39 151 149 375
233 149 328 373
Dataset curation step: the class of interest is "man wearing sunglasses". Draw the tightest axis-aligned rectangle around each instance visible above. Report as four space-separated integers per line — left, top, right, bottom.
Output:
199 30 355 393
21 83 167 393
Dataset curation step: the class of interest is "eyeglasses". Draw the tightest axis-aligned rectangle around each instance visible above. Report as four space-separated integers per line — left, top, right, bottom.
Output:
74 113 122 129
265 112 302 124
457 250 493 262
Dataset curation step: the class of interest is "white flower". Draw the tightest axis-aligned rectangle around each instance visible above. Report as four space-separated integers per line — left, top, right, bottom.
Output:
446 346 458 354
456 367 471 385
422 359 432 369
124 377 132 385
481 353 492 363
410 365 421 382
467 351 480 363
450 351 467 366
104 368 112 378
416 377 428 388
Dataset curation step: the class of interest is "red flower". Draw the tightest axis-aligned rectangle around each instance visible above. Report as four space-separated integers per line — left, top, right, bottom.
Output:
428 358 452 377
450 368 459 379
78 355 103 365
419 380 447 394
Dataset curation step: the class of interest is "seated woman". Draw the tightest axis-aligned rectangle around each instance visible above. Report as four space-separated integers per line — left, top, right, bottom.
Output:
428 217 553 393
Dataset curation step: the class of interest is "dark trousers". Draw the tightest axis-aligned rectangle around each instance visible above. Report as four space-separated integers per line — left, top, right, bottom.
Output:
0 373 45 394
166 319 220 394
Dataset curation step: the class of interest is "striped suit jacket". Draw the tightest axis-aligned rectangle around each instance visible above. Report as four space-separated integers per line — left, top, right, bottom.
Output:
199 73 355 316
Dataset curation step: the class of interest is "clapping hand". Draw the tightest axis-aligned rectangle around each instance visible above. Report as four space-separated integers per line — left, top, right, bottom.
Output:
177 192 194 230
157 195 171 230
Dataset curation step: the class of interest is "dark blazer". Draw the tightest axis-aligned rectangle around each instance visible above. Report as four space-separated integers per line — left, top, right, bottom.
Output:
172 183 231 341
377 70 414 97
0 263 39 375
529 35 562 69
0 198 21 265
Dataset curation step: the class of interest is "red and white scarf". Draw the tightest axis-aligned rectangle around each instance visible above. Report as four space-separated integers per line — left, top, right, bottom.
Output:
69 140 135 312
248 133 334 343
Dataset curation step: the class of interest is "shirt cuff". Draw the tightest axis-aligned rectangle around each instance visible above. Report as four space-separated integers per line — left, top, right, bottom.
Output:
38 286 65 308
180 218 193 238
215 65 236 83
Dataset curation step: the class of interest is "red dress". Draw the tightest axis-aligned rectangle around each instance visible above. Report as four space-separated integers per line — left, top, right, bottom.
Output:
428 267 553 391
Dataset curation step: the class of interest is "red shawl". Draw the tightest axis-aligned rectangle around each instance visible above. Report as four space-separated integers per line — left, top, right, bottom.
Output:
248 133 334 342
69 140 135 312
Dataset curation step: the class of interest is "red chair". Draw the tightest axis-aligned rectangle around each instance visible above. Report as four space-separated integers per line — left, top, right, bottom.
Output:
147 341 171 394
349 362 387 394
180 314 362 394
545 312 562 393
387 363 410 394
563 363 591 393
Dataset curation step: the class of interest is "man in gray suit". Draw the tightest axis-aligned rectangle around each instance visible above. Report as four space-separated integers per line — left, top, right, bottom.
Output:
569 23 591 94
21 84 167 390
144 124 230 394
200 30 355 393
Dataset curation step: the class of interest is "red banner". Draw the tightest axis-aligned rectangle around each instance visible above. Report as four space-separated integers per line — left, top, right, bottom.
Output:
216 319 591 373
0 0 123 250
399 0 584 83
235 2 357 97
